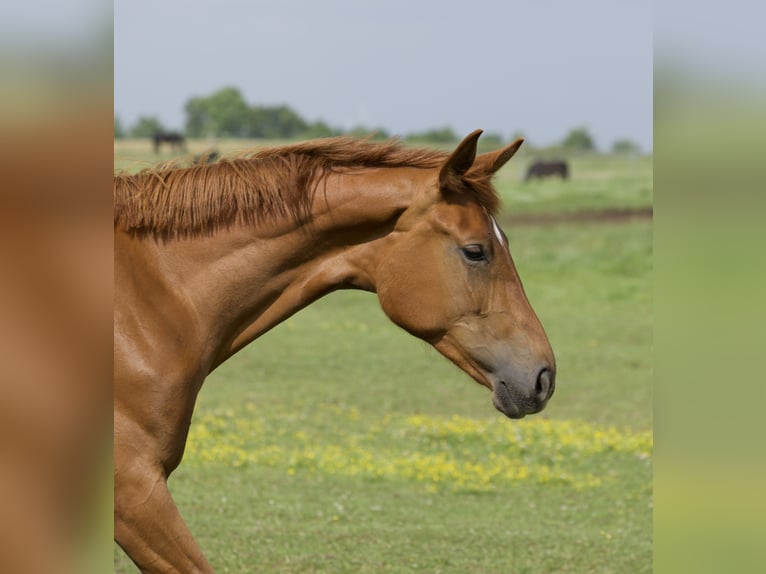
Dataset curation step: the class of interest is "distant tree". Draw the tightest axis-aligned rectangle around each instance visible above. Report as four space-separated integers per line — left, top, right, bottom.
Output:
184 86 250 137
184 97 211 137
246 107 273 138
611 138 641 154
561 126 596 151
114 115 124 139
274 105 310 138
207 86 250 136
129 116 165 138
405 126 458 144
184 86 316 139
247 105 309 139
302 120 341 139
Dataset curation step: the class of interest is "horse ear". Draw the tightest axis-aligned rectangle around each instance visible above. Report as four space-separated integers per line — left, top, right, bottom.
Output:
439 129 483 188
471 137 524 176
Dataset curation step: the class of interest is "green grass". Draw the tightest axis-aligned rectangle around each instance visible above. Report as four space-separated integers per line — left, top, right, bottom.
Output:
495 153 653 215
114 142 652 573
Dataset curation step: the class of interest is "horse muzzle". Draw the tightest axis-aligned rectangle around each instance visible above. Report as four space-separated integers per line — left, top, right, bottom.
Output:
491 366 555 419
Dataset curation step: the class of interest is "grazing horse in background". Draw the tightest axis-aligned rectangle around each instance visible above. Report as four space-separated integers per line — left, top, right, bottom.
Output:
525 159 569 181
114 131 556 573
152 131 186 154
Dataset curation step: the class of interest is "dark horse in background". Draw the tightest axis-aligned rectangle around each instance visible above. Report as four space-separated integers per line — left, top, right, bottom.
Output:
525 159 569 181
153 131 186 154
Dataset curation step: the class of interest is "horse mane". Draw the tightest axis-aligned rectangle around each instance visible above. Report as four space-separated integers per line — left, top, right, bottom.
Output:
114 136 500 237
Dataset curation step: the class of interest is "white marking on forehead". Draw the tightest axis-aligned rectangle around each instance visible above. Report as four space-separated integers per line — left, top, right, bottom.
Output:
490 215 506 250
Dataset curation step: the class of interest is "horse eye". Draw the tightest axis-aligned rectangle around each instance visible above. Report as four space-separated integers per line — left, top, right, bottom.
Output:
461 245 486 262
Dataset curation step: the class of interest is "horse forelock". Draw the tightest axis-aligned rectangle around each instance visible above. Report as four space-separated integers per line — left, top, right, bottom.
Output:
113 137 501 237
461 169 501 216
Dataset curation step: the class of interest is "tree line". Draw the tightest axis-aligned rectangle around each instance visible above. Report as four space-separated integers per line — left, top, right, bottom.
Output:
114 86 642 154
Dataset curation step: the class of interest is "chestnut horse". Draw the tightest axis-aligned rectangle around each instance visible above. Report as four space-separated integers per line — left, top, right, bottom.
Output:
114 131 556 573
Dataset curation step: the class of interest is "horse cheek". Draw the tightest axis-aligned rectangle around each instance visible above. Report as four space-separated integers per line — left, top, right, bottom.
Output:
376 256 450 340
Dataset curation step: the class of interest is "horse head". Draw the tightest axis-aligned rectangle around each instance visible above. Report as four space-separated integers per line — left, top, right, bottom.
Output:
374 130 556 418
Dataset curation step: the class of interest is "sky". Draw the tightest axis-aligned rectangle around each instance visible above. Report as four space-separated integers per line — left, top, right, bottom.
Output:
115 0 653 151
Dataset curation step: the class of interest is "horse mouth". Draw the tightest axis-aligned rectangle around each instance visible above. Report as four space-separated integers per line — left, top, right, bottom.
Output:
492 380 544 419
429 335 551 419
492 381 523 419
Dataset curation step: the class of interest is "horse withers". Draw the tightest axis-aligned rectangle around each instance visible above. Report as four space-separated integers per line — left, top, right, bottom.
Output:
114 130 556 573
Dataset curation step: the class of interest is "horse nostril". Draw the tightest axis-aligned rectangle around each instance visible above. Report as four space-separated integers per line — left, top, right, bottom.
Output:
535 368 555 401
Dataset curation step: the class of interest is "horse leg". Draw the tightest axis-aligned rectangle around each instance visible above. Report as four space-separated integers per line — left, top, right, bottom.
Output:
114 416 214 573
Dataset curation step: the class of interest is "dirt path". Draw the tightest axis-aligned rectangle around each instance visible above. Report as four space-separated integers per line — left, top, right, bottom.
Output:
507 206 652 226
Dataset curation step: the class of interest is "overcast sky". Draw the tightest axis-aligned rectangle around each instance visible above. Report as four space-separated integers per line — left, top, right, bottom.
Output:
115 0 652 151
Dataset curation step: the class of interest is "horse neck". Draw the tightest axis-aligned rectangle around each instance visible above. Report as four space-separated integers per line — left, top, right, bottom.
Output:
183 166 431 370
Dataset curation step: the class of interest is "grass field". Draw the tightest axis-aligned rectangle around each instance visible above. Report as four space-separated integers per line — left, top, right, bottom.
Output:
114 139 652 573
